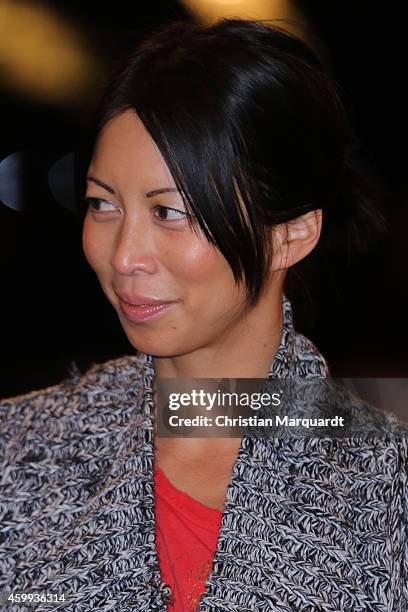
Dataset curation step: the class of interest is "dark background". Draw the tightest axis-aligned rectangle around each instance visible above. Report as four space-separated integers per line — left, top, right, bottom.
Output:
1 0 407 399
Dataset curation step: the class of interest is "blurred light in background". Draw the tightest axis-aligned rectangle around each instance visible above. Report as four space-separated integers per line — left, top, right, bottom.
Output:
0 152 24 212
0 0 103 107
179 0 309 39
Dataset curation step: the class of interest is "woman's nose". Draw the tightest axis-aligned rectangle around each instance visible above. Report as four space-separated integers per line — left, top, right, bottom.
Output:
110 220 157 276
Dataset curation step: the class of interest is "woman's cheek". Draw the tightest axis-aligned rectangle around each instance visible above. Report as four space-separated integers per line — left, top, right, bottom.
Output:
169 236 242 322
82 220 109 276
82 217 96 268
167 234 226 284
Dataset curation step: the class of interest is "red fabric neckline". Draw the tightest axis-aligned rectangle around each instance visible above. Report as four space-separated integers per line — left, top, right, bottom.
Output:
154 464 223 533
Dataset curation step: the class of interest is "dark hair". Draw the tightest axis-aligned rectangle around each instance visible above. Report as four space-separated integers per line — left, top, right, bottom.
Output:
97 19 384 309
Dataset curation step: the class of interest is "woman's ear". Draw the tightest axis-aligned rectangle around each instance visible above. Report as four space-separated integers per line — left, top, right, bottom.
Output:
271 209 323 271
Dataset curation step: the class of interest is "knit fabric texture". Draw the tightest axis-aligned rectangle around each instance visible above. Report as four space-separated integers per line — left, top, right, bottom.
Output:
0 297 407 611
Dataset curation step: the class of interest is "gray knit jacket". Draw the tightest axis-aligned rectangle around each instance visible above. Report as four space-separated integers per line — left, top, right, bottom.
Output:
1 298 407 611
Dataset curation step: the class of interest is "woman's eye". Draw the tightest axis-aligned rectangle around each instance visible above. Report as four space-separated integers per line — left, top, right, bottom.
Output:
154 205 189 221
85 197 118 213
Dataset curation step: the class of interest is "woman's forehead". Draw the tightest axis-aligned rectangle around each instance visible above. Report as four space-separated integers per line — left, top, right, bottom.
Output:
90 110 176 190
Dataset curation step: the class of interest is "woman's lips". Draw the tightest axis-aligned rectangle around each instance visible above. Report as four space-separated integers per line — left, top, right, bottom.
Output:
118 298 175 323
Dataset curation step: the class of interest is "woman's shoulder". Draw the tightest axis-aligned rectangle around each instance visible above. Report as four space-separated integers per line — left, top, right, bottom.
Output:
1 351 146 402
0 353 152 596
0 352 148 458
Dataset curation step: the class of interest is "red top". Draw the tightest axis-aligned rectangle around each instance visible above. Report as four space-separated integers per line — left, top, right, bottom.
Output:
153 464 223 612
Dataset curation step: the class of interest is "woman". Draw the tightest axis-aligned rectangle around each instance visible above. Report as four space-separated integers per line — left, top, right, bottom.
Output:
1 19 407 611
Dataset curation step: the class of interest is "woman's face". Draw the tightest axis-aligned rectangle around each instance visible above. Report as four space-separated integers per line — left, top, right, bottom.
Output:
82 110 251 357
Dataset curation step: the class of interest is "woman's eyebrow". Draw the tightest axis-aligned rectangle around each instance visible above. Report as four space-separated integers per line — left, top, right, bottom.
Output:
86 179 178 199
86 176 116 195
146 187 178 198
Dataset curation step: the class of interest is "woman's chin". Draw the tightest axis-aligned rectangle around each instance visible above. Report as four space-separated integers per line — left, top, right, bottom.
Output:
123 330 190 359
